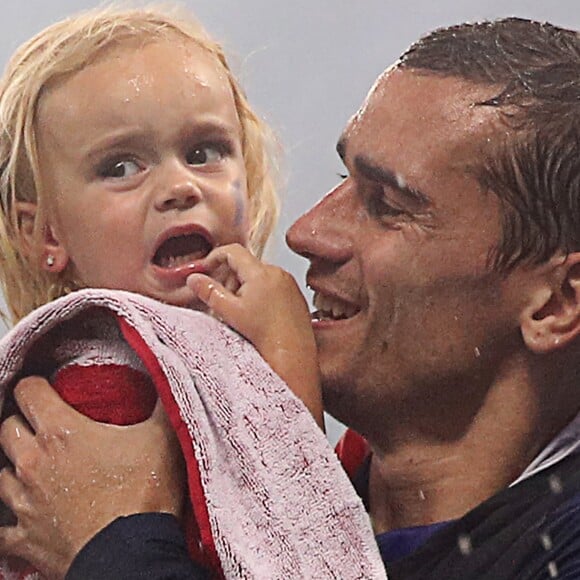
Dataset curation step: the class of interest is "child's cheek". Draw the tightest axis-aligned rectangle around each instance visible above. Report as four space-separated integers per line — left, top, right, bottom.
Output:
232 178 250 240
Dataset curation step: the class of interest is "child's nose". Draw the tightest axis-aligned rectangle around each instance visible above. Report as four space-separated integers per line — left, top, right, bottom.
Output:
155 170 202 212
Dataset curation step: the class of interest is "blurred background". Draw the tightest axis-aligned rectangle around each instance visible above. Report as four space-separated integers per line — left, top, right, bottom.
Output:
1 0 579 443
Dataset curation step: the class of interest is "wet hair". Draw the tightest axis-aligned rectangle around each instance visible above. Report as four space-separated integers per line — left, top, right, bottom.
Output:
398 17 580 271
0 4 279 322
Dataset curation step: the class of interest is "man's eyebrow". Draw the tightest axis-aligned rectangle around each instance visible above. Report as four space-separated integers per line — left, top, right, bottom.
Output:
354 155 432 208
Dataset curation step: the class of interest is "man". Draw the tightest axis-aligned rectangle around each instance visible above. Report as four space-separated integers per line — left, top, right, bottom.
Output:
0 16 579 580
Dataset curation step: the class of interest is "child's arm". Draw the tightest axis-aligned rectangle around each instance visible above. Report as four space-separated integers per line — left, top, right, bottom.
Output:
187 244 324 430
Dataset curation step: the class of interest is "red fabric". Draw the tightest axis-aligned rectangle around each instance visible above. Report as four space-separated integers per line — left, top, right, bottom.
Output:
335 428 371 480
52 364 157 425
117 317 223 579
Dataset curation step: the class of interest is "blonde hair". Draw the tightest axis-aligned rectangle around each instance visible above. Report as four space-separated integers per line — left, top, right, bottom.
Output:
0 3 279 322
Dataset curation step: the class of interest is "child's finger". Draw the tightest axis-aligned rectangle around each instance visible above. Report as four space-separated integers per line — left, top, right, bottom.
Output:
212 262 241 295
187 274 246 329
201 244 263 285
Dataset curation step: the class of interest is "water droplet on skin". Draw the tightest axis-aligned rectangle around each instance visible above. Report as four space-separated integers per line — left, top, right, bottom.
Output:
14 427 21 439
540 532 553 550
474 347 481 358
311 229 317 236
548 560 558 577
128 77 141 94
457 533 472 556
418 489 426 501
548 474 563 494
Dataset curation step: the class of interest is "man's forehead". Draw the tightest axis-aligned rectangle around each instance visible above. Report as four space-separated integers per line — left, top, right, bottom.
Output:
343 68 501 158
349 63 397 125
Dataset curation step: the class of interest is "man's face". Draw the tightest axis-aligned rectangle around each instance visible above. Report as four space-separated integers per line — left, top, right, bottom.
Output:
287 69 529 436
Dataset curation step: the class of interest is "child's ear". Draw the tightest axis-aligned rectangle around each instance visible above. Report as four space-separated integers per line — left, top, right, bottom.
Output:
521 253 580 354
15 201 69 273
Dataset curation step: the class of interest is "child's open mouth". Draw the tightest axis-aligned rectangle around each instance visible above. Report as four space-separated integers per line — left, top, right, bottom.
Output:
153 233 212 269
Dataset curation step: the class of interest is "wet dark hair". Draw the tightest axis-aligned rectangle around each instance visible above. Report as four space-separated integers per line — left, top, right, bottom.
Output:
399 18 580 270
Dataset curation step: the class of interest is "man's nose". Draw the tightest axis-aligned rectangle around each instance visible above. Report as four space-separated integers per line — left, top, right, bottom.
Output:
155 163 202 212
286 182 354 264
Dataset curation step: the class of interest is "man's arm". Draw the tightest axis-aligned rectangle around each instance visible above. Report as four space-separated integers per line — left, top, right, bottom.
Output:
0 377 191 579
66 513 209 580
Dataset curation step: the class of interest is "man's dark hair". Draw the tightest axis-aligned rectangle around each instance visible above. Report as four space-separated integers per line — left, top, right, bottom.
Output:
399 18 580 270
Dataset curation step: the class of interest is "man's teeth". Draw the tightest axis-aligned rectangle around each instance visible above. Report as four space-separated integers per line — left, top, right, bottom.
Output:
313 293 358 320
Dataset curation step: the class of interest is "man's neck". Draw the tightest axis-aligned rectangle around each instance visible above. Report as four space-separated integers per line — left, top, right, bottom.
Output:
366 371 579 534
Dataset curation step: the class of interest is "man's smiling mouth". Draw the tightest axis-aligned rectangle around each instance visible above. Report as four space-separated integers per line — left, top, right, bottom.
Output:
312 292 359 321
153 233 212 269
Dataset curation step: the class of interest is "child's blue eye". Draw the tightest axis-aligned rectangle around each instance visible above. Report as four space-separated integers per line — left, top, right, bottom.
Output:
101 159 141 179
187 145 226 166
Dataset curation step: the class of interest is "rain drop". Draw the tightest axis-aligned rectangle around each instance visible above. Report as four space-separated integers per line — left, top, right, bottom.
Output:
395 173 407 189
548 474 563 495
457 533 472 556
540 532 553 551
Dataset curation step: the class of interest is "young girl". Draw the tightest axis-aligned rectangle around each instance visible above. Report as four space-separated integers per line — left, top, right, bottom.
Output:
0 3 324 423
0 5 384 580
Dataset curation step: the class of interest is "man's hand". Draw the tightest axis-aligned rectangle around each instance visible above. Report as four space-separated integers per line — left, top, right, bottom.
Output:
0 377 185 579
187 244 324 429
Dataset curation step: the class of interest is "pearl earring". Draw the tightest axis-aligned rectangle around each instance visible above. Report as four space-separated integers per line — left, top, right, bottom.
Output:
46 255 55 267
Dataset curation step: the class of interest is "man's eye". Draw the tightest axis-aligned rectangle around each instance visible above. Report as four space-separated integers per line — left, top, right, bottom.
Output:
369 194 406 219
187 145 224 166
101 159 141 179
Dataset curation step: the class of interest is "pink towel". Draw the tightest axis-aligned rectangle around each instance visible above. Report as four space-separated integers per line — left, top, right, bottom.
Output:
0 289 387 579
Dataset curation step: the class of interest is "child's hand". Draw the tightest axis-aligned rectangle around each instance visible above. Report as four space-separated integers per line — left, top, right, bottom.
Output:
187 244 324 429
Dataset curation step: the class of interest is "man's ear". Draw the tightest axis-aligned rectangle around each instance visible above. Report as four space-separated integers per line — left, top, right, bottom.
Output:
521 253 580 354
15 201 69 273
